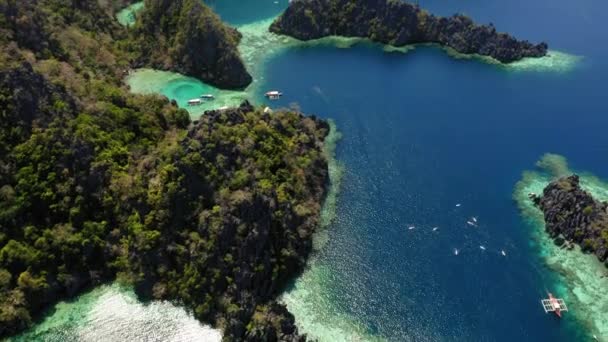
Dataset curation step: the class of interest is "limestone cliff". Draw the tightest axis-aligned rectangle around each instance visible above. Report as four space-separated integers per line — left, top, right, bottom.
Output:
270 0 548 63
129 101 329 341
533 175 608 265
132 0 252 89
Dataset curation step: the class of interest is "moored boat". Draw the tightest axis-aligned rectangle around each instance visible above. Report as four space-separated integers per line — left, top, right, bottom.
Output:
265 90 283 100
188 99 202 106
541 292 568 318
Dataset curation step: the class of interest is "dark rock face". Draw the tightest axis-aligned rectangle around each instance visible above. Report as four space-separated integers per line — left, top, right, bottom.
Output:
134 0 252 89
270 0 548 63
243 302 306 342
535 175 608 264
0 63 78 135
0 63 78 183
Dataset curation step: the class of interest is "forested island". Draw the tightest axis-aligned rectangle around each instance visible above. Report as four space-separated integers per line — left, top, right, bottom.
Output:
270 0 548 63
131 0 252 89
0 1 328 340
532 175 608 266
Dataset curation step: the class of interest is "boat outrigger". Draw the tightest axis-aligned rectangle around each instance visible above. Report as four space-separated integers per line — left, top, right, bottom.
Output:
541 293 568 318
264 90 283 100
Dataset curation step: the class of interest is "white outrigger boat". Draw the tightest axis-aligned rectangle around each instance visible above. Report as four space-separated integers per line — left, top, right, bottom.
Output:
264 90 283 100
187 98 202 106
541 293 568 318
200 94 215 100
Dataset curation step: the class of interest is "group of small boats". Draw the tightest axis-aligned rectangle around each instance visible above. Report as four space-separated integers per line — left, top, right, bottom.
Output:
408 213 510 256
187 90 283 107
407 205 574 326
450 245 505 256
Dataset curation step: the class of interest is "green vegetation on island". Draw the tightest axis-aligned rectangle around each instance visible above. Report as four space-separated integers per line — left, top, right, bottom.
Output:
0 1 329 340
130 0 252 89
271 0 548 63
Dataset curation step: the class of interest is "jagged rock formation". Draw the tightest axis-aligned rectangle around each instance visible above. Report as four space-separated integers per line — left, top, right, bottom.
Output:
127 101 329 341
132 0 253 89
270 0 548 63
533 175 608 265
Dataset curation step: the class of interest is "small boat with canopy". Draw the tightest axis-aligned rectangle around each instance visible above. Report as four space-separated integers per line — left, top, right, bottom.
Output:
264 90 283 100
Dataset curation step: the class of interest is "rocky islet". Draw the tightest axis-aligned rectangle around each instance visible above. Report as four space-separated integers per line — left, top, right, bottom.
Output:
270 0 548 63
533 175 608 266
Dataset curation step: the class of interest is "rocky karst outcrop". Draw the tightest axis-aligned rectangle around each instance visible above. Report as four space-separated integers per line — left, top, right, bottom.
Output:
270 0 548 63
0 90 329 341
132 0 252 89
533 175 608 265
128 101 329 341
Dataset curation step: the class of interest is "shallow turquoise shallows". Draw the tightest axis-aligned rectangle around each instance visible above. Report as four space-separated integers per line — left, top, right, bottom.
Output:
115 2 144 27
21 0 608 341
9 284 221 342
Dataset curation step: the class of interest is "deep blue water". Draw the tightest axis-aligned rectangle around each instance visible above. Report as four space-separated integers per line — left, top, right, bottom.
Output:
214 0 608 340
261 46 608 340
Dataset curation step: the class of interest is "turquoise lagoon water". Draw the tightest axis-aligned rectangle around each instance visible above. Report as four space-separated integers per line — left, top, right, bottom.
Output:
8 284 221 342
125 69 249 116
20 0 608 341
115 2 144 27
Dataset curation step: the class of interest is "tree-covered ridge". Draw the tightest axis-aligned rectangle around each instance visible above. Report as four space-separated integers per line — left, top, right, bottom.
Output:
0 0 251 91
0 62 189 335
0 1 329 340
131 0 253 89
126 102 329 340
0 61 190 336
533 175 608 266
271 0 548 63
